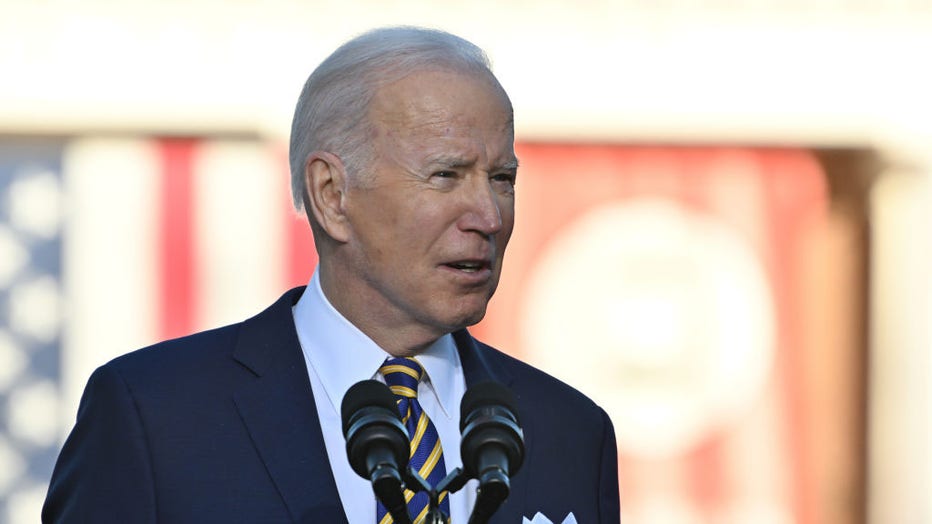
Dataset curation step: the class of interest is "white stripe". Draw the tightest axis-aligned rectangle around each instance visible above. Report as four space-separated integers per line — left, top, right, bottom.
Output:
60 138 159 436
193 141 286 330
869 170 931 524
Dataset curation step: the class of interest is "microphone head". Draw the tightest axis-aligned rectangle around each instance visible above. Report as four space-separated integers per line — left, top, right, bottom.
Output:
341 380 398 436
460 381 520 431
341 380 410 479
460 381 525 479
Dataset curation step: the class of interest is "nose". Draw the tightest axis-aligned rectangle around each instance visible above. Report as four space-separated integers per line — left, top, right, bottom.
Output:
458 176 504 236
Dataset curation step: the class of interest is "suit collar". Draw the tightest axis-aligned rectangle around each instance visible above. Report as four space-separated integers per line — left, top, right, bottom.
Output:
453 328 514 387
293 270 463 423
231 287 306 377
231 287 349 524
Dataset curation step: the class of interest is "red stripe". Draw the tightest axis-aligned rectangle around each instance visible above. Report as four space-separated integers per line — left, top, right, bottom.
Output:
157 138 198 340
761 149 827 524
286 204 318 287
685 436 728 515
274 143 318 288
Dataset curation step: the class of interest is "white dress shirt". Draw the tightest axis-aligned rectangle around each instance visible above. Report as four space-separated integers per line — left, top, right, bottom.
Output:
292 268 477 523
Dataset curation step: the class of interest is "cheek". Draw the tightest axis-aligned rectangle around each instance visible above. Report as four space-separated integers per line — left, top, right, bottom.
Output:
373 208 436 263
495 231 513 260
497 199 516 242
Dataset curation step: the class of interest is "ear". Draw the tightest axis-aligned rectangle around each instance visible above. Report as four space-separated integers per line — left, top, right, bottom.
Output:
303 151 352 243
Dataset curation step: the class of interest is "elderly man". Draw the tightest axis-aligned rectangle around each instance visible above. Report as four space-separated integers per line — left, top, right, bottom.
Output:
44 27 619 523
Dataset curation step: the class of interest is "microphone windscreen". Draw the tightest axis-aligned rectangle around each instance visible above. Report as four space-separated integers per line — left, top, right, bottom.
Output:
459 381 519 431
341 380 398 435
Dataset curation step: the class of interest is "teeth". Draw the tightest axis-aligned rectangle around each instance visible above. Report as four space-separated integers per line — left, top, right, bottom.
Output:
452 262 482 271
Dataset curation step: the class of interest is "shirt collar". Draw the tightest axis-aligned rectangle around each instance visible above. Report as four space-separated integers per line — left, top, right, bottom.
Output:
292 268 460 419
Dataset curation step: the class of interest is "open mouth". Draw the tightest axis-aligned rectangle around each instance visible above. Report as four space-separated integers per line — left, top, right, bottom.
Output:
445 260 489 273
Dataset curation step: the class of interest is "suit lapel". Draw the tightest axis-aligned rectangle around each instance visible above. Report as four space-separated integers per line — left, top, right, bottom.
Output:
453 329 534 523
231 288 349 524
453 329 514 387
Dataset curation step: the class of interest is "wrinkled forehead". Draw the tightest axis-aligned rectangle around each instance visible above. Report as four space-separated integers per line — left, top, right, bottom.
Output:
368 69 513 131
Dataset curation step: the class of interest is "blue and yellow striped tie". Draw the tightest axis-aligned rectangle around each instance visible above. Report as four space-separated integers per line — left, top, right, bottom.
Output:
377 357 450 524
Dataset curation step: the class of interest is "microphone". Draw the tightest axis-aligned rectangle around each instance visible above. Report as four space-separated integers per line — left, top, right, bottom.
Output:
342 380 412 524
460 382 525 524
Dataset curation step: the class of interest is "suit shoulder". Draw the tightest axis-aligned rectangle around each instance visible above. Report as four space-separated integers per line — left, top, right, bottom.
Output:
103 322 242 380
102 287 304 377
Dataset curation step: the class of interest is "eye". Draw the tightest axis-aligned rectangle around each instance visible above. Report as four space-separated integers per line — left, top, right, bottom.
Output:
433 170 457 179
491 172 517 186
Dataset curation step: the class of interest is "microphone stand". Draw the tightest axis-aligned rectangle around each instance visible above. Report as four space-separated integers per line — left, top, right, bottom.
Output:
401 467 471 524
372 462 411 524
431 465 508 524
389 465 512 523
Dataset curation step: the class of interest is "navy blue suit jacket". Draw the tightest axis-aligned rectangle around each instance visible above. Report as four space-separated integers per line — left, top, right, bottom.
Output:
44 288 619 523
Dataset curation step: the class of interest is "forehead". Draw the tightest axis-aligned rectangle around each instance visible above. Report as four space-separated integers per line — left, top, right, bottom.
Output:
369 69 514 140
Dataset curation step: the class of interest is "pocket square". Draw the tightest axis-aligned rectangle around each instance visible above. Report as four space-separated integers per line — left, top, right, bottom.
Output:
522 512 578 524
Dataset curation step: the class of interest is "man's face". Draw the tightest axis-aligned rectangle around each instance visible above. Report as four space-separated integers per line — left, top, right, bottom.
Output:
340 69 517 342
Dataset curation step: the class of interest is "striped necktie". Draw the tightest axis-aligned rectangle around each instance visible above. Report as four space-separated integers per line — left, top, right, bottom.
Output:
377 357 450 524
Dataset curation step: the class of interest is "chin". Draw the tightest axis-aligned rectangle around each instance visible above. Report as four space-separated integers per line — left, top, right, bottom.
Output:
450 305 489 330
424 295 491 333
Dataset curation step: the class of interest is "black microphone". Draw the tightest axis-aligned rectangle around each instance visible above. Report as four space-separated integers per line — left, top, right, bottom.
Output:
342 380 412 524
460 382 525 524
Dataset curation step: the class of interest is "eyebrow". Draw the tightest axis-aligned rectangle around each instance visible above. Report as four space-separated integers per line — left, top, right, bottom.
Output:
428 156 473 169
497 159 520 171
426 155 520 171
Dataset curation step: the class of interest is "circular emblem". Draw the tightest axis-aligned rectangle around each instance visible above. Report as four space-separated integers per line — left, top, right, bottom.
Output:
521 199 775 457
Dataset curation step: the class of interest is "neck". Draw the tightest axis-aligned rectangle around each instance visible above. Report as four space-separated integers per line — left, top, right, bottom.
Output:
317 262 443 357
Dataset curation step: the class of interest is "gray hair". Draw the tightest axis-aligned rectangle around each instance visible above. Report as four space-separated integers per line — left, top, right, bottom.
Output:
288 26 505 210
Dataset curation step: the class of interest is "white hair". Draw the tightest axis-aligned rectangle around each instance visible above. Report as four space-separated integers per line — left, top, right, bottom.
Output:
288 26 508 210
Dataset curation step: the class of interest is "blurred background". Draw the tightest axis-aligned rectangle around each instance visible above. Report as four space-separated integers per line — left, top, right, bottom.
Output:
0 1 929 523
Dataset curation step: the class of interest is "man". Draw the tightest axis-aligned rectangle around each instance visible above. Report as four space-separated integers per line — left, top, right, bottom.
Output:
44 27 619 523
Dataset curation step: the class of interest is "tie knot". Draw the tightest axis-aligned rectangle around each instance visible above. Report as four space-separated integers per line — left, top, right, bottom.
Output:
379 357 423 399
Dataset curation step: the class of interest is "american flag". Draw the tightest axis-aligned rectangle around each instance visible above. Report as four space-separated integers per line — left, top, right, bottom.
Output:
0 136 316 523
1 139 68 523
1 137 829 523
